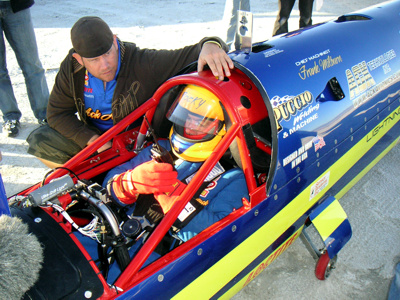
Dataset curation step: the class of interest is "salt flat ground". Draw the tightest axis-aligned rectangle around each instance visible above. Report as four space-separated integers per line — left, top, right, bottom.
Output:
0 0 398 299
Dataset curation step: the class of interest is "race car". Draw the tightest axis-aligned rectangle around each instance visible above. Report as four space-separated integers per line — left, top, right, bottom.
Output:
1 0 400 299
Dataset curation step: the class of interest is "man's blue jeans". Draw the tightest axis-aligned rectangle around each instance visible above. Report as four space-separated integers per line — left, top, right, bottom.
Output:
0 2 49 122
388 262 400 300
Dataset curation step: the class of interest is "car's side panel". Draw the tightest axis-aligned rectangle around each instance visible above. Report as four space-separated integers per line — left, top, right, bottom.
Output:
115 95 399 299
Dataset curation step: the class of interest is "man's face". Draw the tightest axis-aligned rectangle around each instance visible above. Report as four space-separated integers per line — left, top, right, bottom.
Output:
184 113 219 139
79 36 119 83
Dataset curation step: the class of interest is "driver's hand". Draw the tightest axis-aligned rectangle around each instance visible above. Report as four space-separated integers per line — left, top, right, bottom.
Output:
111 160 178 205
125 160 177 194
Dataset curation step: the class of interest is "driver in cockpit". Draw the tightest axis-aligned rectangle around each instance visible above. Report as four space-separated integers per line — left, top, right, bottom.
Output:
104 84 247 242
80 85 247 282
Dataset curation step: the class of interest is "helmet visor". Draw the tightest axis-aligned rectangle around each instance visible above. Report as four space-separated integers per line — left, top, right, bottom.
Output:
166 85 225 142
167 105 224 141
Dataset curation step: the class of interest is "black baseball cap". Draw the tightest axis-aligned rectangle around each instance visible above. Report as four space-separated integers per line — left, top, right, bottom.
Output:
71 16 114 58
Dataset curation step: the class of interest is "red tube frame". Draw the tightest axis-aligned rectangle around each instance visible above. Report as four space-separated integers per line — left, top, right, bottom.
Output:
115 73 258 289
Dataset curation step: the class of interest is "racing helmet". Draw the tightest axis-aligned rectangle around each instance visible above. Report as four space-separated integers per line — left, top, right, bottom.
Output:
166 85 226 162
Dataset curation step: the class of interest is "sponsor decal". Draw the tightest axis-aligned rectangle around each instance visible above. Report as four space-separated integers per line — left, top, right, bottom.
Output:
296 49 343 80
289 113 318 135
295 49 330 66
200 176 221 197
383 64 392 75
86 107 112 121
84 71 94 97
264 49 284 58
272 91 314 132
366 106 400 143
195 198 209 206
282 140 313 169
41 182 71 201
164 181 183 197
367 49 396 71
242 231 299 287
346 61 376 104
185 162 224 185
85 70 89 86
287 109 319 137
292 103 319 126
348 67 400 109
184 162 225 198
84 93 94 99
310 171 330 201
